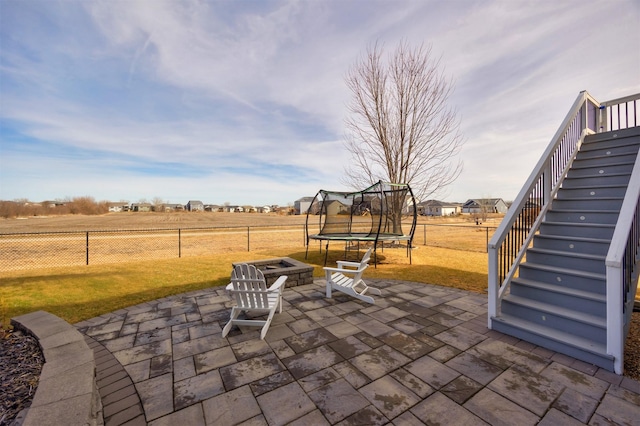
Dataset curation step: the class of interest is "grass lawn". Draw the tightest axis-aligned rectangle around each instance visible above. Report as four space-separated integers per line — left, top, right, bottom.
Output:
0 245 487 328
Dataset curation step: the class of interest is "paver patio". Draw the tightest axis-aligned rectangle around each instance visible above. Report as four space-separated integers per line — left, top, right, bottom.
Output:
75 279 640 425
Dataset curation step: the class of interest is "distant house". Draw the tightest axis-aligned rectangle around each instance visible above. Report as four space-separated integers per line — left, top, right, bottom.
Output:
42 201 65 208
108 203 128 213
161 203 184 212
461 198 508 214
131 203 152 212
417 200 461 216
204 204 220 212
258 205 271 214
325 200 349 216
294 197 315 215
186 200 204 212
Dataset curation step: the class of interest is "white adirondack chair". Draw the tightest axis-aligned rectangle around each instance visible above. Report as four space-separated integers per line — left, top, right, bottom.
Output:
222 264 287 339
323 248 381 304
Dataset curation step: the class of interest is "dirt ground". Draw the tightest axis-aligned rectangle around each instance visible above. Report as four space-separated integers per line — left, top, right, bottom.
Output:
0 212 309 232
0 211 494 233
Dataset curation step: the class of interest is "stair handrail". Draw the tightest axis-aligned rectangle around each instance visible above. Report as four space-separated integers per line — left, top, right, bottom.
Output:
605 144 640 374
487 91 600 325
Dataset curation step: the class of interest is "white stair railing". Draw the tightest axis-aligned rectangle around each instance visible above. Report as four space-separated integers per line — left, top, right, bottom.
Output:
603 93 640 374
487 91 599 326
606 148 640 374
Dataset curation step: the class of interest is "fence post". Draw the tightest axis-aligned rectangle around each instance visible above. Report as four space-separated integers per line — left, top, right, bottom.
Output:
86 232 89 265
178 229 181 258
423 224 426 245
247 227 250 251
486 227 489 253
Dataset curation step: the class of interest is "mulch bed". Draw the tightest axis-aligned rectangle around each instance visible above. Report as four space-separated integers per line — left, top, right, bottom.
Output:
624 311 640 381
0 329 43 426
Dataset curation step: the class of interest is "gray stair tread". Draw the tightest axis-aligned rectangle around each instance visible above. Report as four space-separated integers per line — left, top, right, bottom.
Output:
503 294 606 327
566 172 631 178
526 247 605 261
550 196 623 201
559 184 629 189
584 126 640 142
549 209 619 214
543 221 615 228
536 234 611 243
492 313 609 356
521 261 605 280
572 160 635 168
534 234 610 244
511 277 605 301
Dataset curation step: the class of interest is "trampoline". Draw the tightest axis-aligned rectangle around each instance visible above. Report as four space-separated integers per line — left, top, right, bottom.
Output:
305 181 417 266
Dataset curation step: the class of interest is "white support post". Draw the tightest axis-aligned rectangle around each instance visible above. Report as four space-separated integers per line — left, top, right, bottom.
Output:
487 245 498 329
606 263 624 374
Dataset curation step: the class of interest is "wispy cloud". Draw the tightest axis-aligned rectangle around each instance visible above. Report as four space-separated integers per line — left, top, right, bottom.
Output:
1 0 638 205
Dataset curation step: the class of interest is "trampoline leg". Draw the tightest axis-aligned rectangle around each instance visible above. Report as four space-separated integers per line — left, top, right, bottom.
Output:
324 242 329 265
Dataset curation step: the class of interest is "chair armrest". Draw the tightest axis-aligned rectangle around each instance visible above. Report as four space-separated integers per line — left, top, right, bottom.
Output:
268 275 288 291
322 266 367 275
323 266 356 274
336 260 361 268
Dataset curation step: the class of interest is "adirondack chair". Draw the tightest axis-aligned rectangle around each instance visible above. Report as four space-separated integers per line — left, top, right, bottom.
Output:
323 248 381 304
222 264 287 339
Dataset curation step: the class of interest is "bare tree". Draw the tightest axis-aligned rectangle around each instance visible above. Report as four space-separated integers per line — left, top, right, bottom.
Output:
152 197 165 212
343 40 464 203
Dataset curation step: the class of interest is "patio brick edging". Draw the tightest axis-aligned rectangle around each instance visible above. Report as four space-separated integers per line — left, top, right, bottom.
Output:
10 311 103 426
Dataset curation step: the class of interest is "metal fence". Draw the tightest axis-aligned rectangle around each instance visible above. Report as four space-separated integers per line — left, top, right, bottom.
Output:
0 223 495 272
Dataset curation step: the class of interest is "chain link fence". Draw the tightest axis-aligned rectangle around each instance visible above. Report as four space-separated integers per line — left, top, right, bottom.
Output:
0 223 495 272
415 223 497 253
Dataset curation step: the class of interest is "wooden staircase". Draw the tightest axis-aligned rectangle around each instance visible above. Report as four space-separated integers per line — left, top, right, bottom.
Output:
491 126 640 370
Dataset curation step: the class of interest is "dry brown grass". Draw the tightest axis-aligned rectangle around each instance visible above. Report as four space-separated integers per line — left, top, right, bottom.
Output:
0 212 496 272
0 212 490 327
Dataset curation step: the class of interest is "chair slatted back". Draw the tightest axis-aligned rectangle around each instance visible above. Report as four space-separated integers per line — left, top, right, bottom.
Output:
360 248 372 268
230 264 270 309
351 248 372 276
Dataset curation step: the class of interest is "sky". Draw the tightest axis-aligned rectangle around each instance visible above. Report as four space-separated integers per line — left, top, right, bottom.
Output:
1 0 638 207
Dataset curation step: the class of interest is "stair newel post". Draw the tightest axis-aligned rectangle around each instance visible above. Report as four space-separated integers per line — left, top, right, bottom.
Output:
605 262 624 374
580 93 589 133
598 104 607 133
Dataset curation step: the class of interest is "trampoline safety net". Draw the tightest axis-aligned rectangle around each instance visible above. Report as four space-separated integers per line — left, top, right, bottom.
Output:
305 181 417 264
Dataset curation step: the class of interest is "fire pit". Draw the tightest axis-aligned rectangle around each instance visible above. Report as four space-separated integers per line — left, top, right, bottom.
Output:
232 257 314 287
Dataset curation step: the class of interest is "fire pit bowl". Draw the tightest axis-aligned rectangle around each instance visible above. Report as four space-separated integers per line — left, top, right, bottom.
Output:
232 257 314 287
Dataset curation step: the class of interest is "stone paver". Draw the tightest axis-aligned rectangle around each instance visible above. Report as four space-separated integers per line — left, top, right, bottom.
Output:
359 375 421 419
74 279 640 425
412 391 487 425
465 388 539 425
488 365 564 417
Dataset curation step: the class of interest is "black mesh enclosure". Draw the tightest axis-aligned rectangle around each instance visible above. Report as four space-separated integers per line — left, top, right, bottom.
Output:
305 181 417 264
